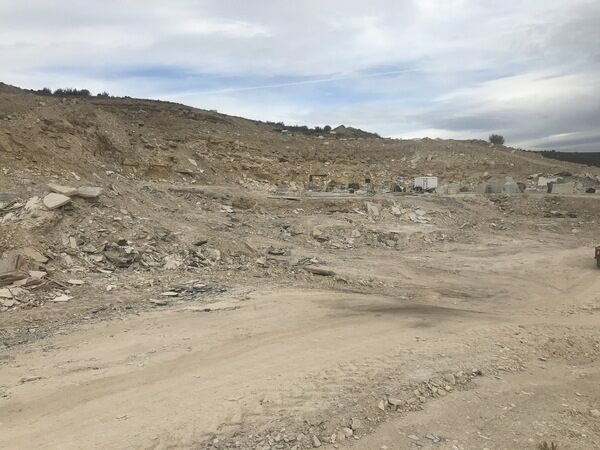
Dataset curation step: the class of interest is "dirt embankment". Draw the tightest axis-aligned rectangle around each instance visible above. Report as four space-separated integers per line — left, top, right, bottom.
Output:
2 83 600 450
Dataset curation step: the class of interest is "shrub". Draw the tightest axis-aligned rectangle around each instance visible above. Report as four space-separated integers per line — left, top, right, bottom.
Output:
489 134 505 145
53 87 91 97
37 87 52 95
97 91 110 97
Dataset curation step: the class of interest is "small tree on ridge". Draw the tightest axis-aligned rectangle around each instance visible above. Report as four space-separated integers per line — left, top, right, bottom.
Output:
489 134 505 145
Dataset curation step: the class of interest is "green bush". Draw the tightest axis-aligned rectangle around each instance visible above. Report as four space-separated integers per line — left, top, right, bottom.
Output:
489 134 505 145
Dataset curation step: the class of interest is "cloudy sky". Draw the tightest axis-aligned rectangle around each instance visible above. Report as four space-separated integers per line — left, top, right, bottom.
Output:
1 0 599 151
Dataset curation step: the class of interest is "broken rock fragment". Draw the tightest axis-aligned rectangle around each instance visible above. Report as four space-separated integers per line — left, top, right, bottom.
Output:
0 288 15 299
365 201 380 217
311 228 328 242
43 193 71 210
50 294 72 303
47 183 102 200
303 267 335 276
256 256 268 267
18 247 49 264
75 186 103 199
1 298 18 307
47 183 78 196
0 192 17 209
104 242 140 268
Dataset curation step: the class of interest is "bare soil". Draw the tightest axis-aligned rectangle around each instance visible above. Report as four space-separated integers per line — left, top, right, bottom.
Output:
1 84 600 450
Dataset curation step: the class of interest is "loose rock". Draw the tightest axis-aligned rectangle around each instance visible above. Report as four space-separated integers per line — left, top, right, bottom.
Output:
47 183 78 196
50 295 72 303
311 435 321 448
75 186 103 199
43 193 71 210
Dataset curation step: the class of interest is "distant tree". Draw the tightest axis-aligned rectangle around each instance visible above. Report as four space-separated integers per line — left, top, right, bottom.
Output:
37 87 52 95
323 125 332 133
53 87 91 97
97 91 110 97
489 134 505 145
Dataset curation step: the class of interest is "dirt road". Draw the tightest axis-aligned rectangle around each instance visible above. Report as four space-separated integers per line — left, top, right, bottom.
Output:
1 241 599 449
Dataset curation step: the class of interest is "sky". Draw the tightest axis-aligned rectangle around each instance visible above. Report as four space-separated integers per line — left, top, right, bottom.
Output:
1 0 599 151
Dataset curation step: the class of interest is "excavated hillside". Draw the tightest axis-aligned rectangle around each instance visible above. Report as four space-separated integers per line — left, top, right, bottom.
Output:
2 82 600 190
2 80 600 352
2 83 600 450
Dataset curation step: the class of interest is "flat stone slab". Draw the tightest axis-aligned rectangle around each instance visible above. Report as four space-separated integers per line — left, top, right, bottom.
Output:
47 183 78 196
43 193 71 210
0 192 17 202
75 186 103 198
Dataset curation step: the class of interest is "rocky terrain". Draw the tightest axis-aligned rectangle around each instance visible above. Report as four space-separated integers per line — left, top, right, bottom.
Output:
1 83 600 450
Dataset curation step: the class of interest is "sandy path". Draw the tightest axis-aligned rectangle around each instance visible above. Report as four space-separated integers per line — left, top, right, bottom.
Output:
0 289 484 449
1 243 599 449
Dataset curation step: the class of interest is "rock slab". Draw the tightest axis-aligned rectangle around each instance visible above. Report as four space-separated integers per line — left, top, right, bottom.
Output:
43 193 71 210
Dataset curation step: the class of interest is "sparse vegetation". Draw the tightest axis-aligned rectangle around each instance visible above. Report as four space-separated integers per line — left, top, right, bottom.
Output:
53 87 91 97
34 87 112 98
266 121 379 138
538 441 558 450
267 121 324 135
489 134 505 145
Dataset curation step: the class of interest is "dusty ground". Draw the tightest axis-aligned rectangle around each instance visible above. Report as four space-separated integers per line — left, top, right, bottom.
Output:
1 84 600 449
1 232 599 449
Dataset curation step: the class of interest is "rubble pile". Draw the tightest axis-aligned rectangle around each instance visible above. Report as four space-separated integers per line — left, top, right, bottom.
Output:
1 82 599 318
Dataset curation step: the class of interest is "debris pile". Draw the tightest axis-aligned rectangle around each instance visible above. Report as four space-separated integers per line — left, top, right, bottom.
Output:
0 248 51 309
151 280 226 306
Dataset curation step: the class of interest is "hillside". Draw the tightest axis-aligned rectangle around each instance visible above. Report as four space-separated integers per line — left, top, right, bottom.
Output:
2 83 600 450
2 82 599 192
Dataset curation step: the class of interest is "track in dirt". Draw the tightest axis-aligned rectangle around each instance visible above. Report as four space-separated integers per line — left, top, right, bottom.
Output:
2 242 600 449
